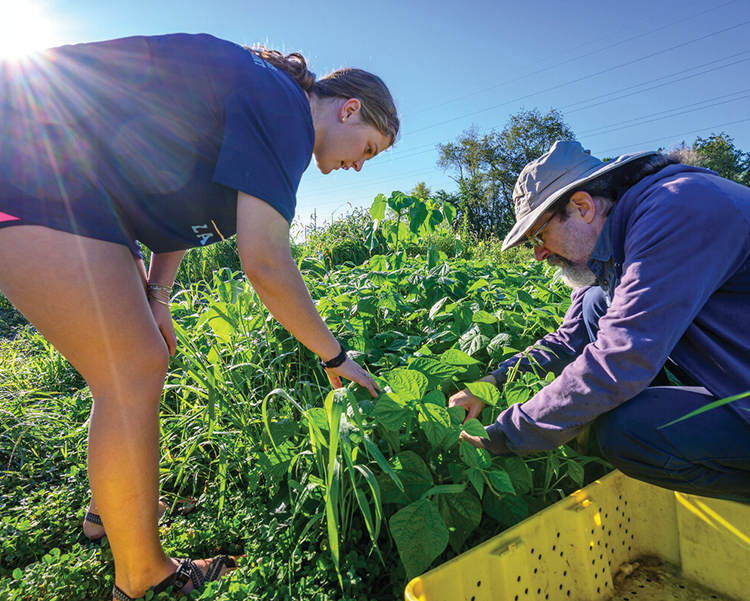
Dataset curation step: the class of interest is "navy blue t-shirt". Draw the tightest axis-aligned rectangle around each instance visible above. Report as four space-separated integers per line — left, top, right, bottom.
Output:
0 33 314 253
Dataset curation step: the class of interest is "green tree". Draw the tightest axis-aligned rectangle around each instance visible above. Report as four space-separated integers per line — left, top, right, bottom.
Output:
410 181 432 200
693 133 749 187
437 108 575 239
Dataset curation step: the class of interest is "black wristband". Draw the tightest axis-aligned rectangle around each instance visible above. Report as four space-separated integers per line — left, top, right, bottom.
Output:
319 345 348 369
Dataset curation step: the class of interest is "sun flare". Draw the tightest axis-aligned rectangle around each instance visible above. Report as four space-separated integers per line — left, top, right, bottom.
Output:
0 0 63 60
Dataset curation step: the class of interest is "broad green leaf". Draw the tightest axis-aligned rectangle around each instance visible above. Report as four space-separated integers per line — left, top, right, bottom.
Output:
428 297 449 320
268 418 300 443
418 403 451 448
204 302 236 344
461 418 488 438
423 388 447 407
566 459 585 487
466 278 490 293
409 201 428 234
434 492 482 552
467 467 484 498
379 292 398 312
517 289 536 308
465 382 502 407
389 499 449 580
369 193 388 220
504 381 531 405
488 332 512 352
256 440 298 481
459 441 491 469
378 451 434 504
427 244 440 270
501 456 533 495
383 369 428 402
487 469 515 495
459 329 490 356
447 405 467 426
472 310 497 325
426 208 444 232
368 254 388 271
306 407 330 435
372 393 409 432
451 305 474 333
407 357 462 389
388 190 413 212
356 297 379 317
483 492 529 527
442 202 456 224
440 348 480 366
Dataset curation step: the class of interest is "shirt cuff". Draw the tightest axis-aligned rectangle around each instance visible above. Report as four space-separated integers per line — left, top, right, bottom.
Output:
483 422 515 456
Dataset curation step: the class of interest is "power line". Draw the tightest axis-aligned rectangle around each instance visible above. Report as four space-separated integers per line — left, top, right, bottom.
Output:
303 44 750 189
402 0 741 118
306 78 750 198
597 117 750 155
296 6 750 211
577 91 750 137
406 19 750 136
563 55 750 115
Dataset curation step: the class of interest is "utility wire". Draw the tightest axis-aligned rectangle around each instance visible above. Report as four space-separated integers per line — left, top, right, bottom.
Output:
303 46 750 187
407 19 750 135
403 0 741 117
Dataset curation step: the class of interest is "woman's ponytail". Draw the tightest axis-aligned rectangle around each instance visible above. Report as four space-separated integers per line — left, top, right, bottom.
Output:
245 46 316 93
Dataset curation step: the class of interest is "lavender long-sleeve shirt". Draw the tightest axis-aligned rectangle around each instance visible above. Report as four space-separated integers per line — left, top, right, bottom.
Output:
485 165 750 455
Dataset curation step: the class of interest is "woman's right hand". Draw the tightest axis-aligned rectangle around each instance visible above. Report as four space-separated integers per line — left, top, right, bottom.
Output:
325 357 381 398
149 298 177 356
448 388 487 422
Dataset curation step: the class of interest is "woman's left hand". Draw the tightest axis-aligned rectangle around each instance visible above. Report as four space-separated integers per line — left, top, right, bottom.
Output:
325 357 380 398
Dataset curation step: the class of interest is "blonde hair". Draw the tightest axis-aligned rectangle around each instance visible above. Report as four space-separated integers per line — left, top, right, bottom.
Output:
247 46 400 147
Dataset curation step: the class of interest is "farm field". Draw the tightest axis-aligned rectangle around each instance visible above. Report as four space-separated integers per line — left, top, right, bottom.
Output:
0 234 613 600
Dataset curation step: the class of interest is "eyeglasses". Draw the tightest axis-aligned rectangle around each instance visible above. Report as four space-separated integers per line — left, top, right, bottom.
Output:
526 214 554 247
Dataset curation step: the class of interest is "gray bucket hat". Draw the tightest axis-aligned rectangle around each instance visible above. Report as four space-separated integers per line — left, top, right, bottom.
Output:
501 140 657 251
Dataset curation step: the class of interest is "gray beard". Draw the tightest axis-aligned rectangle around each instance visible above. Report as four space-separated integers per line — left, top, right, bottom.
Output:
550 255 597 288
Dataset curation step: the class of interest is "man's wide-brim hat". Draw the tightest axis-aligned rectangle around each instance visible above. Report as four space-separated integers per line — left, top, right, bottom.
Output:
502 140 657 251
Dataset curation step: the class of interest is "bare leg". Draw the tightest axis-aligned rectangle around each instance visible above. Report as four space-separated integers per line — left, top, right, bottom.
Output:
84 496 169 541
0 227 232 596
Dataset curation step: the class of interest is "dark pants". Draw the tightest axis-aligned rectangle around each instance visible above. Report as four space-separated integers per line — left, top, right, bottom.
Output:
582 287 750 501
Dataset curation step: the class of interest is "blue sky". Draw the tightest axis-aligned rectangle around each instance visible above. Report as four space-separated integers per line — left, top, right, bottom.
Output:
2 0 749 236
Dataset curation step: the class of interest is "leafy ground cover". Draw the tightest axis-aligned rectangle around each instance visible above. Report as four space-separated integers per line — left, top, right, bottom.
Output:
0 245 613 601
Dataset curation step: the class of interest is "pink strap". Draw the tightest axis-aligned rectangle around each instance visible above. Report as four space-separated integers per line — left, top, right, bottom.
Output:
0 211 20 223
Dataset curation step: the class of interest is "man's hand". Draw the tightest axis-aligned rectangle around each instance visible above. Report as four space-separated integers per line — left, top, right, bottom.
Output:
458 431 487 449
448 388 487 422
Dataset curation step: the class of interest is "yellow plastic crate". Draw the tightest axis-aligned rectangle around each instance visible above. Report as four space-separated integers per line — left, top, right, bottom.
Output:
405 470 750 601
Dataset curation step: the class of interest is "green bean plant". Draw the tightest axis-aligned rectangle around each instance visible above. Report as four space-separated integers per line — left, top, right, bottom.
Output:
367 191 456 269
0 196 614 600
